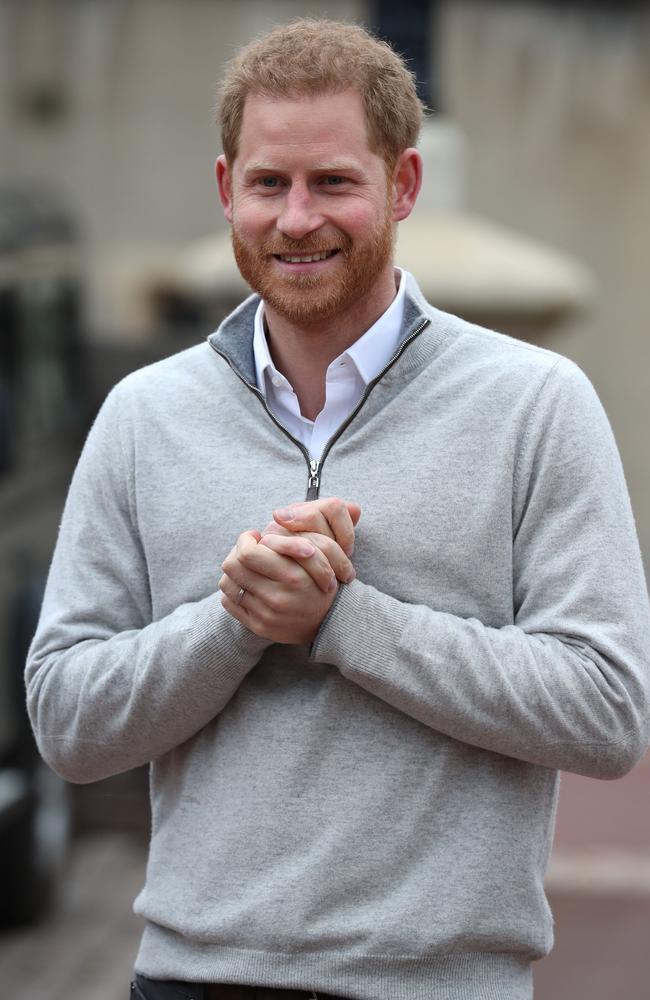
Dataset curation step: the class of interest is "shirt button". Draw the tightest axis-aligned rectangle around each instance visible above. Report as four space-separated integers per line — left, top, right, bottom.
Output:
271 375 283 387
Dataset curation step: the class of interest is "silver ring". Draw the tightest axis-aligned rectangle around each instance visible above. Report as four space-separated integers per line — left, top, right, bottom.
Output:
235 586 246 605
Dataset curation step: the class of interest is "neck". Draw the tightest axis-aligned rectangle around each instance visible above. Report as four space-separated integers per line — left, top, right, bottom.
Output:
263 267 399 421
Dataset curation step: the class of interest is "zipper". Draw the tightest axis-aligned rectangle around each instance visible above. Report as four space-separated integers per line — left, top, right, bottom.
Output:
207 340 314 474
207 316 430 500
307 458 320 500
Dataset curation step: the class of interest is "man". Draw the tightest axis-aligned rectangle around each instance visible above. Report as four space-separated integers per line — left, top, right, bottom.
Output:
26 18 650 1000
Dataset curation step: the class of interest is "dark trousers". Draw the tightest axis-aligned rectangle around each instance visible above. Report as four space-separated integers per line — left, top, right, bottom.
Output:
131 974 350 1000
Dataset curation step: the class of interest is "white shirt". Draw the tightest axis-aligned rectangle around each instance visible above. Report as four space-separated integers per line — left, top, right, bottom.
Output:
253 268 408 460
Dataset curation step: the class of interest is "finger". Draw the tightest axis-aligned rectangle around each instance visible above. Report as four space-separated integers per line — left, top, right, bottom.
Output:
227 536 315 588
219 574 250 605
245 534 316 562
236 528 262 543
273 497 360 555
301 532 356 584
346 501 362 526
220 537 267 595
221 533 261 593
221 592 251 628
230 529 312 577
271 507 332 538
257 530 356 585
219 558 302 601
260 520 291 537
259 533 337 593
220 567 307 612
222 529 263 573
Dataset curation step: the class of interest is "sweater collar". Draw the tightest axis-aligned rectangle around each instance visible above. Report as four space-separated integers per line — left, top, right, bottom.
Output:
207 270 434 388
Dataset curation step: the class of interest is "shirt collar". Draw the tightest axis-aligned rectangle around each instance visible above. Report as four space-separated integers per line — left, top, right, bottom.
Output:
342 268 406 383
254 268 408 394
253 301 277 397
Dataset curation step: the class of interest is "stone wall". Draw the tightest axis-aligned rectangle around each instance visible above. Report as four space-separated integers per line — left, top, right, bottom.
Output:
0 0 363 326
2 0 648 560
439 0 650 563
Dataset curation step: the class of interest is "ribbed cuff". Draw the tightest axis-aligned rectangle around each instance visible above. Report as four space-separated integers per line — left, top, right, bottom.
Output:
186 591 273 681
309 578 409 678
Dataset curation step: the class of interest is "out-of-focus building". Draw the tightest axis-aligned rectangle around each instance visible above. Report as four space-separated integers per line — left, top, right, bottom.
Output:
1 4 649 995
441 0 650 574
1 0 647 567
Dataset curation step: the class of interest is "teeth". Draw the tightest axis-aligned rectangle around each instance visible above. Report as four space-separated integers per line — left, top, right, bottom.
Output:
280 251 334 263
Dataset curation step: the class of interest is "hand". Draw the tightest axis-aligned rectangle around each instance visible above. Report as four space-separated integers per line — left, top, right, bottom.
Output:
262 496 361 560
219 530 339 644
261 528 356 586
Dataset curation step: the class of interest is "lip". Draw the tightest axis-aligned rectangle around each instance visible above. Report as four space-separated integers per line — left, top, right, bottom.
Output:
272 249 341 273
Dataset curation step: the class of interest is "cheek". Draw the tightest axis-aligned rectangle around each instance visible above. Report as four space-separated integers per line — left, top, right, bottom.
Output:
232 197 277 234
331 197 388 237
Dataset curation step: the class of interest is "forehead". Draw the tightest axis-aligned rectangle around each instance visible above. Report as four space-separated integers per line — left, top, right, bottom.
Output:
235 89 378 168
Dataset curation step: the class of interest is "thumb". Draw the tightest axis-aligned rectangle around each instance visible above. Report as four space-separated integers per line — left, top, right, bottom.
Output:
346 501 361 525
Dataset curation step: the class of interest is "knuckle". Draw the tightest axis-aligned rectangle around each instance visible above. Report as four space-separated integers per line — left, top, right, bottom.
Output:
317 535 334 555
319 538 339 566
239 548 257 568
328 496 344 513
258 605 273 626
236 532 255 552
264 594 288 617
264 591 282 614
285 571 303 591
318 558 335 583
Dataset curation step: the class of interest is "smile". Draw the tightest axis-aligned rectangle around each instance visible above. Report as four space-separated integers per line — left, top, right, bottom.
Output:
274 250 339 263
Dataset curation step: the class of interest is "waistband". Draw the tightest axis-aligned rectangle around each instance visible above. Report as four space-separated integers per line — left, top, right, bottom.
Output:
133 976 346 1000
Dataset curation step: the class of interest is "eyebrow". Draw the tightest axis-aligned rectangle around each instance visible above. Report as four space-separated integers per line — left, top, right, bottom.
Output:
242 161 363 176
312 162 363 173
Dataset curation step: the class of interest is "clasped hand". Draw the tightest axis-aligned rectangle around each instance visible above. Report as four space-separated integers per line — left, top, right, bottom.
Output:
219 497 361 644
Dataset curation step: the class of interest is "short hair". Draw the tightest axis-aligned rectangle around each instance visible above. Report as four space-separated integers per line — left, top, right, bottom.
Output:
218 18 425 169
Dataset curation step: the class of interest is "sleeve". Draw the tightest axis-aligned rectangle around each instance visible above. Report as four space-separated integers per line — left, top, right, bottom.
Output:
25 381 271 784
311 359 650 778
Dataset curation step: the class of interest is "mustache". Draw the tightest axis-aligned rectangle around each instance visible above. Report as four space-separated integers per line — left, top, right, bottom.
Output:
259 233 353 256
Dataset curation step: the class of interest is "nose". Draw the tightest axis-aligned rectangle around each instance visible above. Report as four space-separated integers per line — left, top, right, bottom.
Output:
276 183 324 240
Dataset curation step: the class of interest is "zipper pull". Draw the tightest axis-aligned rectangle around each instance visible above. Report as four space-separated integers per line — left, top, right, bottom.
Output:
307 458 320 500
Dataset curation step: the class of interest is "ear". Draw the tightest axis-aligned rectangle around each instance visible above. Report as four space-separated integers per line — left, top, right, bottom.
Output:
216 154 233 223
391 148 423 223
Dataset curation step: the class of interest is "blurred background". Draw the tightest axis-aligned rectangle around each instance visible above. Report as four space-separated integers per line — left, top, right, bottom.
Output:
1 0 649 997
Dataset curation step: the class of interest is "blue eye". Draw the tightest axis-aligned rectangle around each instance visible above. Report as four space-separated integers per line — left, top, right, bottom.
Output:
325 176 344 185
261 177 279 187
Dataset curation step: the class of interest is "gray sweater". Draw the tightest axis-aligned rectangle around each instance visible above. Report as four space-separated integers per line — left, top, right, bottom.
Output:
26 274 650 1000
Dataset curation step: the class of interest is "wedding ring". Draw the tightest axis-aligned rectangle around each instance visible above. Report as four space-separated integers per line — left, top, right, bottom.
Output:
236 586 246 605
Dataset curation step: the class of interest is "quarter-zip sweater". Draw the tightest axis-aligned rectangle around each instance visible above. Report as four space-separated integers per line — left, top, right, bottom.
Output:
253 266 407 459
26 274 650 1000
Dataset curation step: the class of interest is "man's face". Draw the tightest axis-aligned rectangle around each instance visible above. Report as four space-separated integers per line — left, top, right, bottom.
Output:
218 89 397 326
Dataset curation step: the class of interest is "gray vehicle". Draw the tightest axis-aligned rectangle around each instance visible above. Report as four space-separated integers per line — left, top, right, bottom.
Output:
0 185 86 924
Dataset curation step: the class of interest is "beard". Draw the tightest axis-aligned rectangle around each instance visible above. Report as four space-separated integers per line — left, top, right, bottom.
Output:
231 206 395 326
